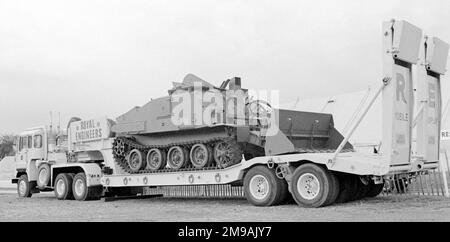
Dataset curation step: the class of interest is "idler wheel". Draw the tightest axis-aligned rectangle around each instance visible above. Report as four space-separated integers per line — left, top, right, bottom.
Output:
213 141 242 168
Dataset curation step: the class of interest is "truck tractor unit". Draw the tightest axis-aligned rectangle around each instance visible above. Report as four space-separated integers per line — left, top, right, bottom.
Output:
11 19 450 207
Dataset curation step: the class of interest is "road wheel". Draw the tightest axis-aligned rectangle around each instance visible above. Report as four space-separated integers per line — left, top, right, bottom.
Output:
244 166 287 206
72 172 102 201
167 146 189 170
127 149 146 172
54 173 74 200
290 163 336 207
17 174 32 198
37 163 51 190
190 144 213 169
146 148 167 171
335 173 358 203
366 180 384 198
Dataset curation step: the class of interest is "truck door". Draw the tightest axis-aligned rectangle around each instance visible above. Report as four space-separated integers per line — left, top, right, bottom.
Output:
28 132 45 160
15 136 28 170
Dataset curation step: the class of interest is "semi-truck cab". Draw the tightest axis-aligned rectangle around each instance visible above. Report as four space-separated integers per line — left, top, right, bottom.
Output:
11 117 122 201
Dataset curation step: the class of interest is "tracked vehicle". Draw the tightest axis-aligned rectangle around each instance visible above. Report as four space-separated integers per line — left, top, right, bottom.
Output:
110 74 352 174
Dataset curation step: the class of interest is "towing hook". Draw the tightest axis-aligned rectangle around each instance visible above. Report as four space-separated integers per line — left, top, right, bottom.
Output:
267 158 275 169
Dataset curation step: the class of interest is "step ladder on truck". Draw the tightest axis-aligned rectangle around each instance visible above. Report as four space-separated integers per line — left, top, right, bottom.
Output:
11 19 449 207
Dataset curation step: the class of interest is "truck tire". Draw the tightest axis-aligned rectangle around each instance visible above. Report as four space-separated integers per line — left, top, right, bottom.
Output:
17 174 32 198
335 173 358 203
243 166 287 206
290 163 336 207
37 163 51 190
366 180 384 197
72 172 102 201
54 173 74 200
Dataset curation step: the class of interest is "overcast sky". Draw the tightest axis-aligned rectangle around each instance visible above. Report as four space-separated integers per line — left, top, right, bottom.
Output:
0 0 449 134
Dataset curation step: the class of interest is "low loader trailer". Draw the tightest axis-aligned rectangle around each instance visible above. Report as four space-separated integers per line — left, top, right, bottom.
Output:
11 19 450 207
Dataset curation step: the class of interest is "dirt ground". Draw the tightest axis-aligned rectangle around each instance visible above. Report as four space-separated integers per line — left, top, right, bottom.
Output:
0 192 450 222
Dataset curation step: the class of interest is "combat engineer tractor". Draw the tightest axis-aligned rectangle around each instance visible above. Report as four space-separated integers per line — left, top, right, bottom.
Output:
10 19 450 207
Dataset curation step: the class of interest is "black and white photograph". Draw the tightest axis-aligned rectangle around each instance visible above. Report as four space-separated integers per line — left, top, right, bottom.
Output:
1 0 450 230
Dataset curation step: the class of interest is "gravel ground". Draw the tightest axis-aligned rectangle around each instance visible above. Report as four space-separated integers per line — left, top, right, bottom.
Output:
0 192 450 221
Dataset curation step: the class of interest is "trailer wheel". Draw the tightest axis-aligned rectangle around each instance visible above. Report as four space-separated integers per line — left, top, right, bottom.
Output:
54 173 74 200
128 149 146 172
37 163 51 190
366 180 384 197
146 148 167 171
72 172 102 201
351 177 370 201
243 166 287 206
17 174 32 198
326 171 340 206
290 163 336 207
335 173 358 203
168 146 189 170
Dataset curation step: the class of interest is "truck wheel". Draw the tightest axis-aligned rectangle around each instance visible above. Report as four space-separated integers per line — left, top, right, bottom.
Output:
146 148 167 171
72 172 102 201
17 174 32 198
168 146 189 170
243 166 287 206
54 173 74 200
128 149 146 172
290 163 336 207
37 163 51 190
335 173 358 203
366 180 384 197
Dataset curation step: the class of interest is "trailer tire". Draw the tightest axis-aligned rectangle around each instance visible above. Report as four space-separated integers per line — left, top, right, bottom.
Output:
37 163 51 190
17 174 32 198
243 166 286 206
335 173 358 203
54 173 74 200
325 171 340 206
352 177 370 201
366 181 384 197
72 172 102 201
290 163 336 207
